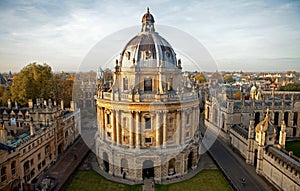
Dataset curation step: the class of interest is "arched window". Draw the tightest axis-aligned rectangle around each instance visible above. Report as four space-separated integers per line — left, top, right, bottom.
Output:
168 158 176 175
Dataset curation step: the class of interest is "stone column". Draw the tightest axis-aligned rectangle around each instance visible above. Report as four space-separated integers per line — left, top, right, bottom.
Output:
162 111 167 148
135 111 141 149
101 107 105 141
111 110 115 143
181 110 186 145
156 112 161 147
97 107 102 138
129 111 134 148
116 110 120 145
176 110 181 145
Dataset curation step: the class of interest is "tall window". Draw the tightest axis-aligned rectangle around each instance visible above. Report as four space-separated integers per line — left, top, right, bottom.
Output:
23 161 30 172
144 78 152 91
145 117 151 129
123 78 128 91
1 167 6 182
274 112 279 126
284 112 289 125
294 112 298 126
11 161 16 176
186 113 190 125
106 114 110 125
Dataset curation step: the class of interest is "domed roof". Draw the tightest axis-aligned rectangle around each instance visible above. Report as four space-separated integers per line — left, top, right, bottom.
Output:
119 8 178 69
142 7 155 24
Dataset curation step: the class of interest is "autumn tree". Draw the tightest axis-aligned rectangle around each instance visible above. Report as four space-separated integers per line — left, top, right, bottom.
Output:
224 75 235 84
281 83 300 91
194 73 207 83
0 86 10 106
11 63 53 106
51 72 75 108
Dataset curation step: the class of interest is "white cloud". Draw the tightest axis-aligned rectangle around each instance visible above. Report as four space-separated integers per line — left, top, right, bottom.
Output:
0 0 299 72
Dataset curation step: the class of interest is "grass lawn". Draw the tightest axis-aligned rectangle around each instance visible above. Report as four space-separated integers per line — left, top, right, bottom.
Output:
64 170 141 191
65 169 231 191
155 169 231 191
286 140 300 158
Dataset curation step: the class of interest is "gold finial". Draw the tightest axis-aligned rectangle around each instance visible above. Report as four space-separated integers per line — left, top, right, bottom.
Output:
147 7 150 13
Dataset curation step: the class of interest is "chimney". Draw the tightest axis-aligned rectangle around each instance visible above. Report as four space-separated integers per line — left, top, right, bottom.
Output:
0 124 7 143
30 121 35 136
7 99 11 109
28 99 33 109
60 100 64 110
70 101 75 111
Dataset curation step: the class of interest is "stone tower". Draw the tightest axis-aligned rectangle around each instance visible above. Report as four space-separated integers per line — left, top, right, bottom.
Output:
95 8 201 183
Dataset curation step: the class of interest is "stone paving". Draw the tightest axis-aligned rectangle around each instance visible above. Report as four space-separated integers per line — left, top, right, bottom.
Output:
37 137 90 191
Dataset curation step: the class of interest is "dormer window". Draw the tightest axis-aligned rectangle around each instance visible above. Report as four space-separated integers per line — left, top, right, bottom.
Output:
165 51 171 58
144 78 152 91
145 50 151 59
126 51 131 60
123 77 128 91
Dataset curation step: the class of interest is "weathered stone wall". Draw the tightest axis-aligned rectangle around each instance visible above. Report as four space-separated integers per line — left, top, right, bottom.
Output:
262 150 300 191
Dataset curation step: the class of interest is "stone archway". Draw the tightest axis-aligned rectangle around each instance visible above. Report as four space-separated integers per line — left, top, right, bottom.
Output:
187 152 193 171
103 152 109 173
121 158 128 178
168 158 176 175
142 160 154 179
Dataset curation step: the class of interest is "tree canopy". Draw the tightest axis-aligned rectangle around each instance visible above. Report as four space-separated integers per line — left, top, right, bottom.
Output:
194 73 206 83
281 83 300 91
9 63 77 107
11 63 53 105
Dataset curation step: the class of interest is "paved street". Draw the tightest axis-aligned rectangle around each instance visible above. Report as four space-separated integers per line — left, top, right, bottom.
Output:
37 137 90 191
202 126 276 191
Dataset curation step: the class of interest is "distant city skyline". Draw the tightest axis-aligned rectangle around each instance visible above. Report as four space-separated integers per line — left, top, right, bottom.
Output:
0 0 300 72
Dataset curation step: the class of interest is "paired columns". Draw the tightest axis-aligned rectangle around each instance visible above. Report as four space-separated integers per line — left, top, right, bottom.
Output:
98 107 193 148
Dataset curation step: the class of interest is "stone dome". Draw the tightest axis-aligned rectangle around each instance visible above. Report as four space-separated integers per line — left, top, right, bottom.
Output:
142 7 155 24
119 8 178 69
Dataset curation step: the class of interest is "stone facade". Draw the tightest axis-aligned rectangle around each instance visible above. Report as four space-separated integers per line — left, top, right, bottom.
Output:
205 82 300 191
95 9 201 184
0 99 80 191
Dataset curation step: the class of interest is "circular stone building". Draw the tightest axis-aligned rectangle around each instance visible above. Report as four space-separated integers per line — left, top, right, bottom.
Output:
95 8 201 183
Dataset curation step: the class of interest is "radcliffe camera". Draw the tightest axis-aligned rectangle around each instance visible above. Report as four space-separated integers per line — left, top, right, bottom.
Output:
0 2 299 191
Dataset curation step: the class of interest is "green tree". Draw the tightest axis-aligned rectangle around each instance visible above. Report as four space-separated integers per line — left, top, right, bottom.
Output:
51 72 75 108
224 75 234 84
194 73 206 83
281 83 300 91
0 86 10 106
11 63 53 106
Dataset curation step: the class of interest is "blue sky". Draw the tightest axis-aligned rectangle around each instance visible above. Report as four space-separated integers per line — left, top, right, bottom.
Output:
0 0 300 72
